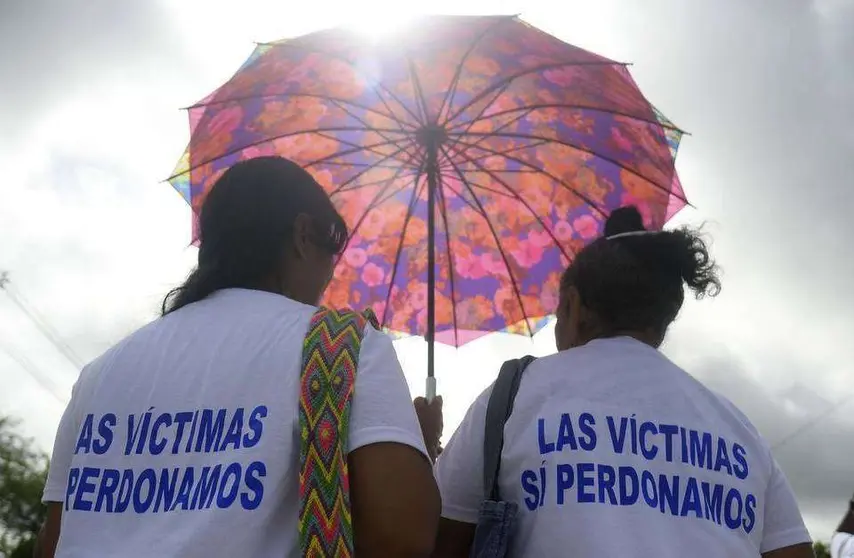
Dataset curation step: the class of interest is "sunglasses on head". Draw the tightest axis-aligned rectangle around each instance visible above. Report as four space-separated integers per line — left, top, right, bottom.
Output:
311 217 348 256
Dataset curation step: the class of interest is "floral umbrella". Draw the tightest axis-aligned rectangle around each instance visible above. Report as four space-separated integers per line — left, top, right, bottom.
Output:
169 15 687 397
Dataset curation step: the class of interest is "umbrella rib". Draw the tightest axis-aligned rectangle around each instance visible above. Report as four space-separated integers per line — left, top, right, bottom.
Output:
186 92 417 131
444 144 573 262
262 41 424 125
446 135 609 218
407 59 430 124
442 76 514 134
445 60 626 125
437 16 513 125
313 131 421 169
321 101 423 162
320 161 416 170
451 130 688 206
481 168 557 173
443 106 534 162
457 139 551 165
438 170 516 199
448 103 686 133
439 145 535 338
167 126 405 181
334 146 425 268
334 181 415 273
314 132 407 161
381 160 427 328
434 170 459 347
334 168 421 193
329 139 419 195
440 178 492 215
303 137 413 168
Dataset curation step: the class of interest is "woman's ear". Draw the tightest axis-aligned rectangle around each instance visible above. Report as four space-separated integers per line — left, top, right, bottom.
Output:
556 285 583 350
291 213 313 261
565 285 584 348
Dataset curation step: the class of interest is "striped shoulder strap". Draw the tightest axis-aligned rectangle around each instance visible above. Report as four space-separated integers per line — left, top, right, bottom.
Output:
298 307 379 558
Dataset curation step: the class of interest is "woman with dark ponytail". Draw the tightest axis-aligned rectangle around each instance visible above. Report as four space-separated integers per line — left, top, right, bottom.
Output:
38 157 440 558
434 207 813 558
161 156 350 315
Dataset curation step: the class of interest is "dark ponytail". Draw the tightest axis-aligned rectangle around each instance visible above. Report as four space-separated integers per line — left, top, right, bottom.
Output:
162 156 347 316
161 265 217 316
561 206 721 335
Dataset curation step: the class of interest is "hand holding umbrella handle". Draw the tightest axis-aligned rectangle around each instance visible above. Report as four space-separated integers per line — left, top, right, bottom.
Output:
426 377 437 402
414 394 443 463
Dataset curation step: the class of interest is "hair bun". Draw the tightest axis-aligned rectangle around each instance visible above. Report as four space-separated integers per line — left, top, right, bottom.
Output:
603 206 645 237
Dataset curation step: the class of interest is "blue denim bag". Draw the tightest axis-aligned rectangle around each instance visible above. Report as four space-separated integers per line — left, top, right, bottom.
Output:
469 356 537 558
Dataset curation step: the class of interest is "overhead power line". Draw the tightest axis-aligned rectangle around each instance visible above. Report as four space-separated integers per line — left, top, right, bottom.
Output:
0 271 85 370
0 339 67 403
771 396 853 451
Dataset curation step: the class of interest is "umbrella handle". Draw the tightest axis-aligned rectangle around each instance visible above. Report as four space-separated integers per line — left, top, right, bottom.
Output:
426 377 437 402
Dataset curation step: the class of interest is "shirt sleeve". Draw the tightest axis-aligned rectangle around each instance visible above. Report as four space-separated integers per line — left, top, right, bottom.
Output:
348 326 428 459
434 389 490 524
759 458 812 553
832 532 854 558
42 381 83 503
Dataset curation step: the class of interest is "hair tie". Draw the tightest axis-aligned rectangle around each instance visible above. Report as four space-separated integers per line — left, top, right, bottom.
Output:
605 230 660 241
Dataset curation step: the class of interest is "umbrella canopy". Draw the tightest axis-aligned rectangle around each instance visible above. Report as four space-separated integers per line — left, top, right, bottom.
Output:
169 15 687 389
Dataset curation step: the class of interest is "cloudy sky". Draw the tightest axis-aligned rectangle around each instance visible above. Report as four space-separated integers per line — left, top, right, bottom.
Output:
1 0 852 542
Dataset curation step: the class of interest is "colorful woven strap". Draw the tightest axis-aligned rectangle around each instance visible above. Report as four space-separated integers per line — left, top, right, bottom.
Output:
298 307 379 558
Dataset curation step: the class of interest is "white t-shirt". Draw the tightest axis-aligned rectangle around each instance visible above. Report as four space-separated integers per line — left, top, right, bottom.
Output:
833 532 854 558
43 288 428 558
436 337 810 557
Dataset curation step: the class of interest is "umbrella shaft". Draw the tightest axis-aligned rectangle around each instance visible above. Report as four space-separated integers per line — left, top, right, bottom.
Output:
426 144 438 382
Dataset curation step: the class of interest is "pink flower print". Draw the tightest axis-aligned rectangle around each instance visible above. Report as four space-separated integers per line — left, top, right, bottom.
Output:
543 67 576 87
553 220 573 241
620 192 638 207
240 144 275 161
206 106 243 137
455 252 488 279
370 300 387 324
493 286 515 315
358 210 387 240
541 284 559 314
611 127 634 153
573 214 599 240
527 228 552 248
481 155 507 171
415 308 428 332
409 285 427 311
454 298 479 328
481 253 509 276
509 239 544 268
360 262 386 287
484 93 518 118
344 248 368 268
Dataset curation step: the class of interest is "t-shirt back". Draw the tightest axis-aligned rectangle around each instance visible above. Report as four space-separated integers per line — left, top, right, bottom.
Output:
43 289 427 558
833 532 854 558
435 337 810 557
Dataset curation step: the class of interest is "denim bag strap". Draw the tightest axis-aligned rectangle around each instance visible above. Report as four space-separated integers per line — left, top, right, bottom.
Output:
469 356 536 558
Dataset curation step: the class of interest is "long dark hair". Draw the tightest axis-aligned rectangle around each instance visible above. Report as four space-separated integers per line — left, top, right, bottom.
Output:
561 206 721 337
162 156 347 315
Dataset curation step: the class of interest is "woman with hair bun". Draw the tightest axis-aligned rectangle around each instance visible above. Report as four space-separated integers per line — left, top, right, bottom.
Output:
433 207 813 558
